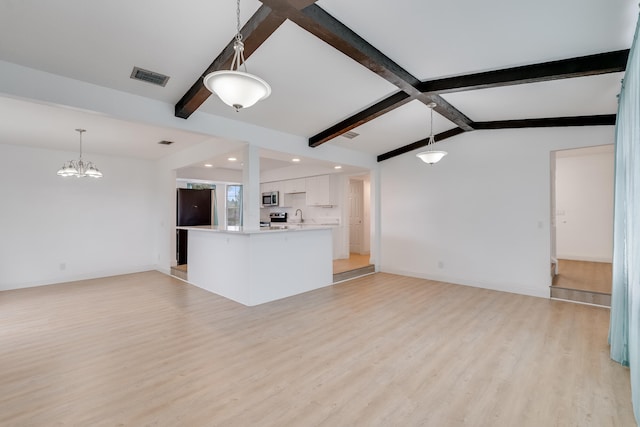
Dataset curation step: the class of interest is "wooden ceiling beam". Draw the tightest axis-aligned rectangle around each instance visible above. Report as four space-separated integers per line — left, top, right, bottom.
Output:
275 3 474 144
378 114 617 162
311 49 626 149
285 3 421 94
421 94 475 131
308 92 474 147
473 114 617 130
177 1 624 161
309 91 411 147
174 5 286 119
377 128 465 162
419 50 629 95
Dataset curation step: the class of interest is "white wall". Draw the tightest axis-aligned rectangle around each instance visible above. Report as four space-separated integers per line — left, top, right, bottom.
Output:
0 60 380 276
0 144 157 290
260 165 345 182
177 166 242 183
555 147 614 262
379 126 615 298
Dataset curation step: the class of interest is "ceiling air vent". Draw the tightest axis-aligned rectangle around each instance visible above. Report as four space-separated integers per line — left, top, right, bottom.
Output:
130 66 170 87
158 140 174 145
342 131 360 139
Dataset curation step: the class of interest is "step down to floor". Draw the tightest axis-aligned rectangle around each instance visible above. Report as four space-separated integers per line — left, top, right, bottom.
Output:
170 266 188 281
333 265 375 283
550 286 611 307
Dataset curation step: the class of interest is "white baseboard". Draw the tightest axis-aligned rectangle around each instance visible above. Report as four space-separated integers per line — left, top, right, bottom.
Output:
556 255 612 263
0 264 158 291
379 267 549 299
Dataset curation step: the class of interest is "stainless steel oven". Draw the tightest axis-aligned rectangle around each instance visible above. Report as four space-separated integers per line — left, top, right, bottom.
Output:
262 191 279 207
269 212 287 223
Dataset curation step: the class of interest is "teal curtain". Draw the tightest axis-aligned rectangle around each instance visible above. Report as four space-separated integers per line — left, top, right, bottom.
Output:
609 11 640 424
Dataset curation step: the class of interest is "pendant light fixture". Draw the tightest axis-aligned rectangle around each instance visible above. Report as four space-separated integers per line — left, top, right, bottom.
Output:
416 102 447 165
203 0 271 112
56 129 103 178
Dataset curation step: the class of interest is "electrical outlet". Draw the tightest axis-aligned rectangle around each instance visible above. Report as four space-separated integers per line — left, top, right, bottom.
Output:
59 263 66 271
437 261 444 269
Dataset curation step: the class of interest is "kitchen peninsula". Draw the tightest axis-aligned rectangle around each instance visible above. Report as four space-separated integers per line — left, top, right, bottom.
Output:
177 225 333 306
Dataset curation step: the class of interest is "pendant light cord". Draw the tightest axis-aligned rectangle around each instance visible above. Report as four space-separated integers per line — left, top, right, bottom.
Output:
77 128 85 161
430 107 434 141
235 0 242 42
231 0 247 73
428 102 436 146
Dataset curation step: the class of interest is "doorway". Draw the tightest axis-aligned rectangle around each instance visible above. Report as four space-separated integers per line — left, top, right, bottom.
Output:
550 145 614 305
333 175 373 282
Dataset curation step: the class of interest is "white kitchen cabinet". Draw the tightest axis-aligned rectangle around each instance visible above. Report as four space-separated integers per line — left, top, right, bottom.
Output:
283 178 306 194
306 175 338 206
280 191 294 208
260 181 279 193
281 178 306 207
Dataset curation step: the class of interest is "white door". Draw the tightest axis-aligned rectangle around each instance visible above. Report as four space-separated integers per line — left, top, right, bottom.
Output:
349 179 364 254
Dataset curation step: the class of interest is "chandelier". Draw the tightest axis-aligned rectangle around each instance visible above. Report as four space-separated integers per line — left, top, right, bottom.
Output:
203 0 271 111
56 129 103 178
416 102 447 165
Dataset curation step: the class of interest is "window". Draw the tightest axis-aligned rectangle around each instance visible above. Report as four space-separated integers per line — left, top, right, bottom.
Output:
187 183 215 190
226 185 243 227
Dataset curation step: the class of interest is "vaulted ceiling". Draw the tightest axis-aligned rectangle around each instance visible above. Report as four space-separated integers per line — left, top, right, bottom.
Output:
175 0 630 161
0 0 635 165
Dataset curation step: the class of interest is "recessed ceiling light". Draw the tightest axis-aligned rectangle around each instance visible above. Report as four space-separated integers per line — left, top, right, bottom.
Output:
292 158 301 162
228 157 237 162
204 164 213 168
334 165 342 170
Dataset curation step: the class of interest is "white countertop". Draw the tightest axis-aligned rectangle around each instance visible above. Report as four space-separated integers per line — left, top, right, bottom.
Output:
285 217 340 226
285 221 339 226
177 224 332 235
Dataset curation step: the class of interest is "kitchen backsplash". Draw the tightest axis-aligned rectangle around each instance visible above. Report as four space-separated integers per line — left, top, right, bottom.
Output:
261 193 341 223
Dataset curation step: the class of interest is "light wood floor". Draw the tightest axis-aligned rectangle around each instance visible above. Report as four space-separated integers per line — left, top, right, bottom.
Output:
0 272 633 426
553 259 613 294
333 253 371 274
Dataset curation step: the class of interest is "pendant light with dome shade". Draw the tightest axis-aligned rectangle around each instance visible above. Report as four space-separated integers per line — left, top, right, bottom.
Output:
416 102 447 165
56 129 103 178
203 0 271 112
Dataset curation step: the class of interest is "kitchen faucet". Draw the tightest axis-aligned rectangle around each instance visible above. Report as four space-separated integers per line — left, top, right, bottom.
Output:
295 209 304 222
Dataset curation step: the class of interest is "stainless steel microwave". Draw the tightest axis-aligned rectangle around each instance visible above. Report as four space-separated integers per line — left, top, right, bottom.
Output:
262 191 279 207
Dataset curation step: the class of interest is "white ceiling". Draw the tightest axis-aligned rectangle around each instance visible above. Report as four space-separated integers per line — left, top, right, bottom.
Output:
188 147 365 175
0 0 635 170
0 96 216 159
441 72 626 122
